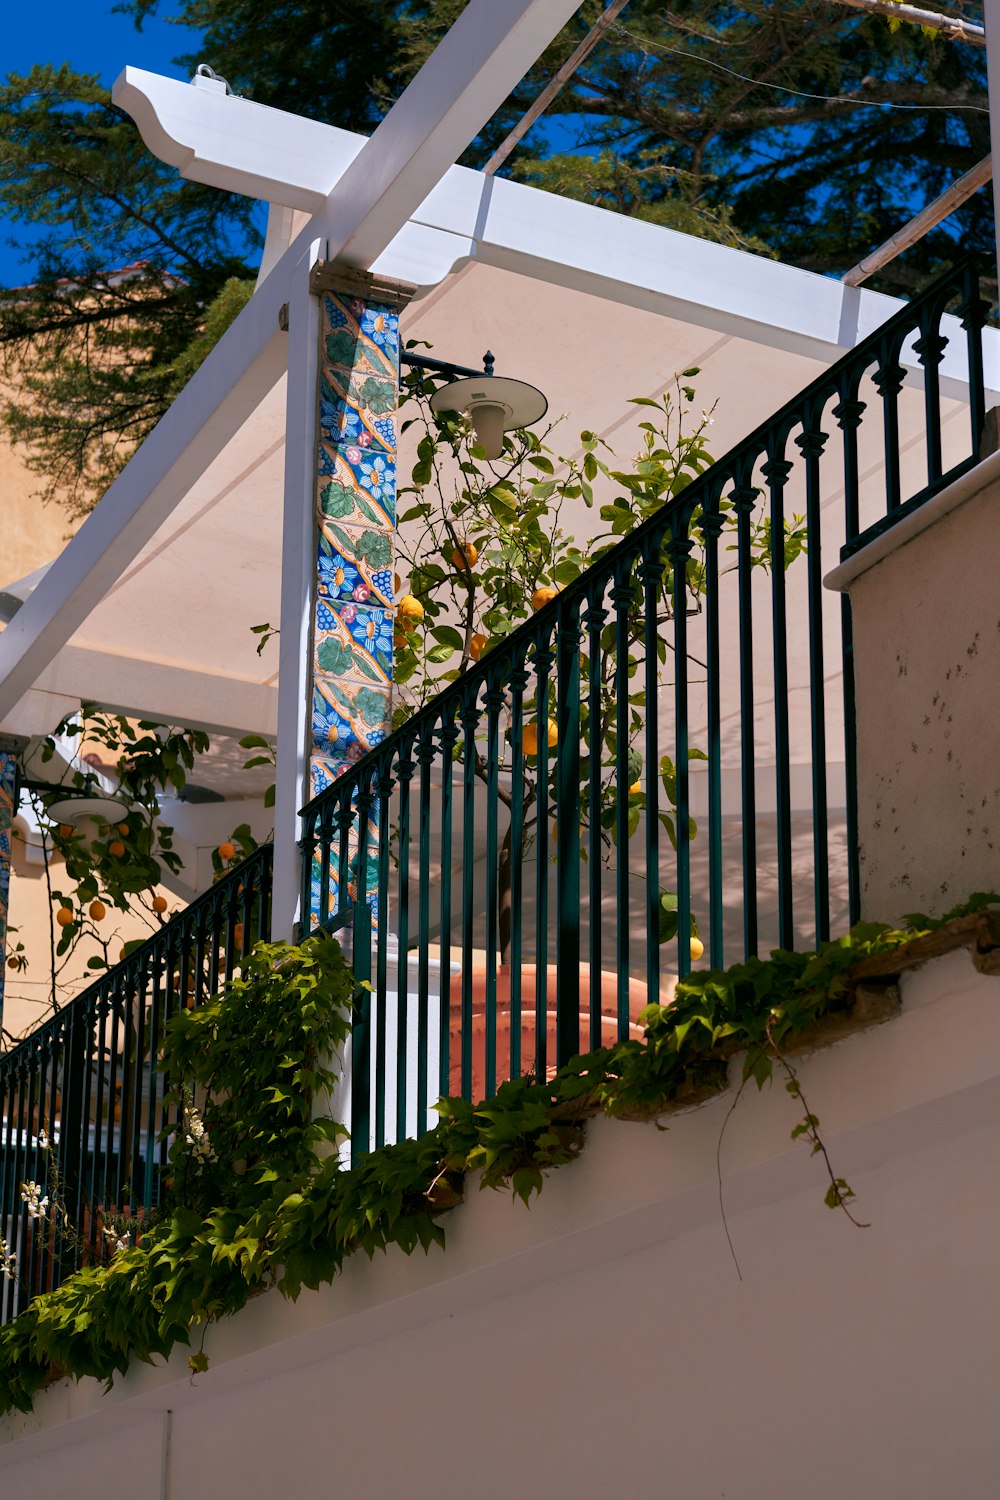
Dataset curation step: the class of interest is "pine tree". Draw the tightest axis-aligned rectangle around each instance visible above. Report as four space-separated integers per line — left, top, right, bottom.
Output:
0 65 258 515
1 2 991 514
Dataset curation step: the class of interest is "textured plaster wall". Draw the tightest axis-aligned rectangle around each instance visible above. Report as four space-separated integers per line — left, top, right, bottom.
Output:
0 402 79 590
849 481 1000 924
3 952 1000 1498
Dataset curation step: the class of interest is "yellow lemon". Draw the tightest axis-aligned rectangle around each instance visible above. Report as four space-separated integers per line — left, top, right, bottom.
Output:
469 633 488 661
452 541 479 571
689 936 705 962
396 594 424 624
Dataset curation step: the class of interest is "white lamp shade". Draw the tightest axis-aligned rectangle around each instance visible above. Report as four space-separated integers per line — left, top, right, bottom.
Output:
430 375 548 457
45 795 129 827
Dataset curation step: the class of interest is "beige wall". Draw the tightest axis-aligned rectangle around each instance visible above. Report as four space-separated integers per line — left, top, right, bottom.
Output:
843 472 1000 924
0 435 87 1038
2 950 998 1497
2 826 182 1045
0 436 150 1042
0 424 78 591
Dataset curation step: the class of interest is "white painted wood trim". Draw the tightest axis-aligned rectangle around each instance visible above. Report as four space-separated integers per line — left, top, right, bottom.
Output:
271 249 323 942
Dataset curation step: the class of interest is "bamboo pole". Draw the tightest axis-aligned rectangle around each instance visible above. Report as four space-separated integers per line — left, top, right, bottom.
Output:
829 0 985 45
842 153 992 286
483 0 634 176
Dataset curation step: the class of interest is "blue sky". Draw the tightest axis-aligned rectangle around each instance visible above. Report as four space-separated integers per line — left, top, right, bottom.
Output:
1 1 203 284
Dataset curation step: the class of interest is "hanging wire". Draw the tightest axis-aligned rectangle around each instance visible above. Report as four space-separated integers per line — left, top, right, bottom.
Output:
610 21 990 113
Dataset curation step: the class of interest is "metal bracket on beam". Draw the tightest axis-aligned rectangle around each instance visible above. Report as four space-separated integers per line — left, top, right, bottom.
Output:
308 262 418 310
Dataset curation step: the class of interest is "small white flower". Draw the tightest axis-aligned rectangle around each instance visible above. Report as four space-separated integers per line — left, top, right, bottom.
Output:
182 1096 217 1165
20 1180 49 1219
38 1129 49 1152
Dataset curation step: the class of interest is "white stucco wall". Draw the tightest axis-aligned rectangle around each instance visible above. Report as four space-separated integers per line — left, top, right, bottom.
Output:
2 948 999 1498
829 459 1000 925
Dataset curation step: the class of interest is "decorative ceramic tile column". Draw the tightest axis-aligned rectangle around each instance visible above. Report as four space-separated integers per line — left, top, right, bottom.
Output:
0 736 25 1025
307 266 415 927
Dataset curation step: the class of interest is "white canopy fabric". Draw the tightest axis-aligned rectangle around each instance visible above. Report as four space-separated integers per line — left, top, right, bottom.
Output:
0 249 991 794
0 22 995 805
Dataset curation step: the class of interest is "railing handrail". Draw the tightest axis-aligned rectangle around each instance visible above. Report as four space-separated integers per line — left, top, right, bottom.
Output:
0 843 274 1074
301 254 984 826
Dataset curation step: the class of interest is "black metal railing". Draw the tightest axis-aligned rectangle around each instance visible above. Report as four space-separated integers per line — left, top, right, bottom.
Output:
301 257 988 1162
0 845 272 1321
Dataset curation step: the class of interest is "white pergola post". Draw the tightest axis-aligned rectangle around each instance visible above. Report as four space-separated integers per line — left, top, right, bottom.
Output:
0 734 28 1026
271 243 323 941
261 0 585 934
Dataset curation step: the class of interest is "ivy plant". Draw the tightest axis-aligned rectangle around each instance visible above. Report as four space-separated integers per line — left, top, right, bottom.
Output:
3 894 995 1418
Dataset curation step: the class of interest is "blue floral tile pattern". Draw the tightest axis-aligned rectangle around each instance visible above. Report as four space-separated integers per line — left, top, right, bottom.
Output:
308 282 401 929
317 520 394 611
0 751 17 1010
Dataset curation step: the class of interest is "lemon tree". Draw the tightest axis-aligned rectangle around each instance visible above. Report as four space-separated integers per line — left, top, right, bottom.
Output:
391 359 804 960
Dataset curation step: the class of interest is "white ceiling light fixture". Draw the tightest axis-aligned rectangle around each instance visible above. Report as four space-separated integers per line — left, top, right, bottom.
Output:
429 365 548 460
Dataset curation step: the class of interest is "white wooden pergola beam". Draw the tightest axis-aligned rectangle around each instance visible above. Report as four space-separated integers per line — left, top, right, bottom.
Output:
115 69 999 399
314 0 584 268
113 70 366 213
0 0 586 726
28 647 277 740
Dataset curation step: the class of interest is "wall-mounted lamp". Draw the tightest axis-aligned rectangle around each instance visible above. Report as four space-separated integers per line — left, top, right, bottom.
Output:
430 377 548 459
411 350 548 461
23 777 129 829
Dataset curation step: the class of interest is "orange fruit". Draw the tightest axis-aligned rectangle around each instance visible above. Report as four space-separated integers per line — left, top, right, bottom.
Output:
393 631 409 650
531 586 558 611
233 922 244 949
522 719 559 756
6 956 18 970
689 936 705 962
396 594 424 624
89 900 107 922
108 840 126 858
56 907 74 928
152 895 168 914
451 541 478 571
58 823 74 838
117 822 130 836
119 945 127 962
217 842 236 862
469 633 487 661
